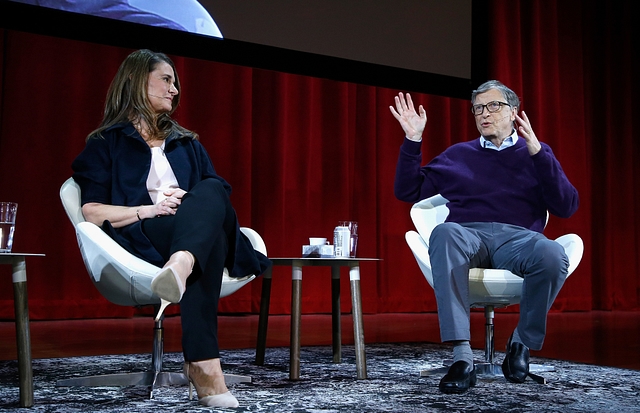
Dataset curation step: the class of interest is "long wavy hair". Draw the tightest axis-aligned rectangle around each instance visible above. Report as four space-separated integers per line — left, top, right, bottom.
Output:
87 49 197 141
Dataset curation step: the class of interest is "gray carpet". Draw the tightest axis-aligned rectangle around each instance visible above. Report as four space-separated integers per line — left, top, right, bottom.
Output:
1 343 639 412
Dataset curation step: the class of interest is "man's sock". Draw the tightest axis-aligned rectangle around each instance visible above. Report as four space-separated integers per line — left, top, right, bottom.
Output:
452 340 474 365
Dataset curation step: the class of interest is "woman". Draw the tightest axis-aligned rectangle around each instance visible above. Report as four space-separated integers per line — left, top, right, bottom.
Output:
72 49 270 408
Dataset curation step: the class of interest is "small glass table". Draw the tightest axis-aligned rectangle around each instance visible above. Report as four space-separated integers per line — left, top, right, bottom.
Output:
1 252 45 407
255 257 381 380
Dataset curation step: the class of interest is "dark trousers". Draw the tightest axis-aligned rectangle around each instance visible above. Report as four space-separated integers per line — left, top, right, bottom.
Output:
142 178 236 361
428 222 569 351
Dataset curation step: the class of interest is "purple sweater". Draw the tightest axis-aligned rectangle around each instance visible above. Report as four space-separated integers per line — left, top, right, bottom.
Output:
394 137 579 233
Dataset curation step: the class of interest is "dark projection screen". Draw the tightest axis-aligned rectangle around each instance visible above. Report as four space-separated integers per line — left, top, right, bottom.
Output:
200 0 472 80
1 0 486 99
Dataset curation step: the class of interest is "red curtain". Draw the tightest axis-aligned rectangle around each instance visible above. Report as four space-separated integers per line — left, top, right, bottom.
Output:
0 0 637 320
486 0 639 310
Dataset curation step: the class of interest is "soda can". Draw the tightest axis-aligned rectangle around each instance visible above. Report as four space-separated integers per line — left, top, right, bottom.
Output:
333 225 351 258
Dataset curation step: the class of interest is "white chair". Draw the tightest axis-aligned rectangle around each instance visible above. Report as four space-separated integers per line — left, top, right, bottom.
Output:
405 194 583 379
57 177 266 397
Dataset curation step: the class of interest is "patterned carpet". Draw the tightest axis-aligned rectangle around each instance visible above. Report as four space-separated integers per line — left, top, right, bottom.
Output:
1 343 639 412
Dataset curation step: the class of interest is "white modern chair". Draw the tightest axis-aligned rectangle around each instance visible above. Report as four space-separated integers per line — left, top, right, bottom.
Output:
405 194 584 379
57 177 266 397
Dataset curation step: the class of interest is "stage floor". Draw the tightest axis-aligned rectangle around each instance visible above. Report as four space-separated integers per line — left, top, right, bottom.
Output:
3 342 640 413
1 311 639 370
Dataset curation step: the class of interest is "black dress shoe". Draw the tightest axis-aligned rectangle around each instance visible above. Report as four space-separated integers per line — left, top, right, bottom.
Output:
439 360 477 394
502 334 530 383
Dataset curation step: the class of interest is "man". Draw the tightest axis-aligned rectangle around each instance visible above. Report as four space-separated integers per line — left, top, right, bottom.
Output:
391 80 578 393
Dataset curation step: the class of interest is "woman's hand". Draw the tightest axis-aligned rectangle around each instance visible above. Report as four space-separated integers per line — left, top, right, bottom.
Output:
81 187 188 228
389 92 427 142
153 188 187 216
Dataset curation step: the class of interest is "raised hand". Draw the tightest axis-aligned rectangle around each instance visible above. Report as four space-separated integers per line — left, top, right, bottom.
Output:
389 92 427 141
515 111 542 155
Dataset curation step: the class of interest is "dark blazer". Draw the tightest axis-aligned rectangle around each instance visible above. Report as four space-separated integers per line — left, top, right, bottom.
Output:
71 122 270 277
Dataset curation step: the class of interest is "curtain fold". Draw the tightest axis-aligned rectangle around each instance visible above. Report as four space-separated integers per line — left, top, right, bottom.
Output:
486 0 638 310
0 0 637 320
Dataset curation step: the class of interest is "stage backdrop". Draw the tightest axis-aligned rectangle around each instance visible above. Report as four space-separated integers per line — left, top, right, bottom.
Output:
0 0 637 320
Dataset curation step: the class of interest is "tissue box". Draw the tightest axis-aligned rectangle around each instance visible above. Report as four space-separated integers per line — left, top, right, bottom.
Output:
302 244 334 258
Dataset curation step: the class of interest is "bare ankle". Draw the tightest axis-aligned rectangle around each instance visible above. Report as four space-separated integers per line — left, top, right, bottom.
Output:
165 250 195 283
187 359 228 395
180 250 195 271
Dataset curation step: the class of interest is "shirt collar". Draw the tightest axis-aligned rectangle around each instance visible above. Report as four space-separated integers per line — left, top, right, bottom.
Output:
480 129 518 151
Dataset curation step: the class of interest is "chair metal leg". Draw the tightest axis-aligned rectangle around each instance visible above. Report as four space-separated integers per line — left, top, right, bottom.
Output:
474 305 502 377
476 305 555 377
484 305 495 364
56 316 187 398
529 364 556 373
421 305 502 377
419 365 450 376
57 315 251 397
150 315 165 398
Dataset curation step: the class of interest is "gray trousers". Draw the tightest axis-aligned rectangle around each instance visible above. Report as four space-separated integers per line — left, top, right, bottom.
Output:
428 222 569 351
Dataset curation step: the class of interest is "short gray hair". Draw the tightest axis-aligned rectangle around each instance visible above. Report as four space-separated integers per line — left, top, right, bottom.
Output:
471 80 520 109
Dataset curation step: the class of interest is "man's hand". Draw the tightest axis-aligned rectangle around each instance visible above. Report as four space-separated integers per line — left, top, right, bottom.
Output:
389 93 427 142
516 111 542 155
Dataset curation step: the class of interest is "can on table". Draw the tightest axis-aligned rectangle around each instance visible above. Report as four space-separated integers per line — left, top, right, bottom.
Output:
333 225 351 258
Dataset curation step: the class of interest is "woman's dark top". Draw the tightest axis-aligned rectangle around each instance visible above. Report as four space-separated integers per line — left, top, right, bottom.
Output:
72 122 270 277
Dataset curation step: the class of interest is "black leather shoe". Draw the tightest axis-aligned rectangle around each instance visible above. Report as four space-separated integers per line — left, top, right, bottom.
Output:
502 334 530 383
438 361 477 394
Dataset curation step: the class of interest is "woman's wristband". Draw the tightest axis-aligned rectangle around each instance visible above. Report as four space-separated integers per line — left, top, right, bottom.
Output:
136 207 142 221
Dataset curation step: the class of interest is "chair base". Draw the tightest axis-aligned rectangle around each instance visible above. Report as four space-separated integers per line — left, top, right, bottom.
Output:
55 316 252 398
56 372 251 399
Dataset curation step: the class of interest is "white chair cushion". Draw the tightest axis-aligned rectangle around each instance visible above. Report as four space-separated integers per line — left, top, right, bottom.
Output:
60 177 265 307
406 194 584 308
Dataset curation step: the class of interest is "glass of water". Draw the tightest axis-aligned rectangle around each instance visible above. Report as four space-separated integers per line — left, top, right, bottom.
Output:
0 202 18 253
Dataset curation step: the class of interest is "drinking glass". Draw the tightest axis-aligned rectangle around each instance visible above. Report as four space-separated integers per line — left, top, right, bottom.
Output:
338 221 358 257
0 202 18 253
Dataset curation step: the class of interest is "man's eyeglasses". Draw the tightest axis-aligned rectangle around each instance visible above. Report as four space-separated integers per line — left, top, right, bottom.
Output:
471 101 511 116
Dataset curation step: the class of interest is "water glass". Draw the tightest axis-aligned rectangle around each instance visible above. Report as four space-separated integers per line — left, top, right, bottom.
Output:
338 221 358 257
0 202 18 253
